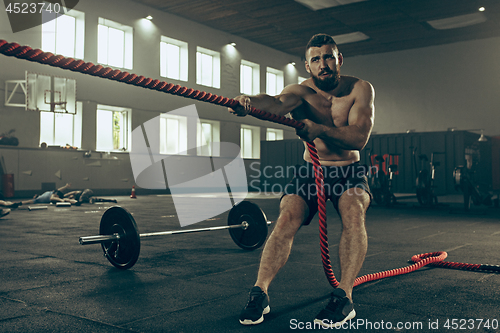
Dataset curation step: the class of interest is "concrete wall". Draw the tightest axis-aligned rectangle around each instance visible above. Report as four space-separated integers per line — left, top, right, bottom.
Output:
341 37 500 136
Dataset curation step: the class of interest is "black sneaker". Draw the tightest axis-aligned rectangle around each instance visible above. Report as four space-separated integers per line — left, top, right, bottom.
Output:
239 286 270 325
314 288 356 328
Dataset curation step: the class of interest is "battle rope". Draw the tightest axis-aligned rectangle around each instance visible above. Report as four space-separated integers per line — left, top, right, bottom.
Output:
1 40 498 288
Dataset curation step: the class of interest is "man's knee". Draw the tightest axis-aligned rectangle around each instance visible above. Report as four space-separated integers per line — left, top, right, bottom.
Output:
338 188 370 227
275 195 308 232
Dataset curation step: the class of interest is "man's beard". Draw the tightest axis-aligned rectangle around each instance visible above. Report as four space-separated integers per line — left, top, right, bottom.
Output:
312 67 340 91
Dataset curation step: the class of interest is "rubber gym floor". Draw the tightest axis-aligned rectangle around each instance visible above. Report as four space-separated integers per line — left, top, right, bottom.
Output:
0 193 499 333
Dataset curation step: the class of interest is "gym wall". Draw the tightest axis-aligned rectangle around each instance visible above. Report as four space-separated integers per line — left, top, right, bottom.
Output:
260 131 493 196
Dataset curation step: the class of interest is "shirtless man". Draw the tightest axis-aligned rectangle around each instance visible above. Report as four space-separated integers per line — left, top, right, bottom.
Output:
228 34 375 327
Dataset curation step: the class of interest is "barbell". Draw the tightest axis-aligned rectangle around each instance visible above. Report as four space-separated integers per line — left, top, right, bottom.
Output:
79 201 270 269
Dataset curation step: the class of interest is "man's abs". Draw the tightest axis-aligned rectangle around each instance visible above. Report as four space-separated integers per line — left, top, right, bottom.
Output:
302 140 360 167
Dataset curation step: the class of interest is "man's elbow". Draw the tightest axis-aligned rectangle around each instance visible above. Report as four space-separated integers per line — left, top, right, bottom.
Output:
353 135 369 151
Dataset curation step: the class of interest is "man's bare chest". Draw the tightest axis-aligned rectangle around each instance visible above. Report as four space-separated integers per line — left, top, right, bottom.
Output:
305 93 354 127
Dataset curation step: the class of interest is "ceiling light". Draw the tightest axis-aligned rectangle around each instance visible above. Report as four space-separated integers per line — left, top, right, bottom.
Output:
295 0 367 11
290 61 296 66
479 7 485 12
427 13 486 30
145 15 153 20
478 130 487 142
332 31 369 44
229 42 236 47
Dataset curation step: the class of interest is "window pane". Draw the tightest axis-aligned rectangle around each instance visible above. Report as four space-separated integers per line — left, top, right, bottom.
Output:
200 122 212 156
267 131 276 141
160 117 167 153
166 118 179 154
96 110 113 151
97 25 108 64
166 44 180 80
241 128 253 158
55 15 76 57
267 72 277 95
241 64 253 95
54 113 74 146
160 42 167 77
40 112 55 146
112 111 124 150
200 53 213 86
108 27 125 68
41 18 56 53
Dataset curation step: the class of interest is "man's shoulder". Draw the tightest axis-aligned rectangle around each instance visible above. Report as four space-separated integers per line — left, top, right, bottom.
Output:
282 82 317 96
339 75 374 98
341 75 373 90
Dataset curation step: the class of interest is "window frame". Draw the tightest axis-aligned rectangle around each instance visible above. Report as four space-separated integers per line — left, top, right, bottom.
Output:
41 8 85 59
97 17 133 70
240 124 261 159
266 66 284 96
240 59 260 95
39 101 83 147
197 119 220 157
96 105 132 152
196 46 221 89
266 128 284 141
160 36 188 82
159 113 188 155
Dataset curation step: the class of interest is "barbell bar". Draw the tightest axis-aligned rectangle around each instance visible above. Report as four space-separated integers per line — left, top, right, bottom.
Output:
78 201 271 269
79 222 252 245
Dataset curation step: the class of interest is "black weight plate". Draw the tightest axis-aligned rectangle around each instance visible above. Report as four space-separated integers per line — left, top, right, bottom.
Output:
228 201 268 250
99 206 141 269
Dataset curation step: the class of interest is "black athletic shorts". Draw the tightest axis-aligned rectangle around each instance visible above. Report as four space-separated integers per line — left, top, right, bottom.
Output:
281 161 372 225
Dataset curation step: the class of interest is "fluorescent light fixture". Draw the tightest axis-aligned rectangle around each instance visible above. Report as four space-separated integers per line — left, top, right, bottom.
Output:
332 31 369 44
427 13 486 30
294 0 366 11
145 15 153 20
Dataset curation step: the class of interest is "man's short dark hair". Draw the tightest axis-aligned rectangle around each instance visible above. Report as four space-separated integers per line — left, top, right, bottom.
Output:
305 34 338 56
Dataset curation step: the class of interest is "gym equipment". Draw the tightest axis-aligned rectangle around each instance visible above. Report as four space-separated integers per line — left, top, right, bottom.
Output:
453 166 493 210
4 40 499 288
89 198 118 204
368 149 387 205
79 201 269 269
367 150 398 206
413 148 444 206
28 206 48 211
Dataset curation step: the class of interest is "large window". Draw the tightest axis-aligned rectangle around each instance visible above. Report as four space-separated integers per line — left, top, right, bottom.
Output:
197 119 220 156
196 46 220 88
240 125 260 159
96 105 131 151
41 8 85 59
266 67 284 96
159 114 187 155
240 60 260 95
160 36 188 81
40 102 82 147
98 18 133 69
266 128 284 141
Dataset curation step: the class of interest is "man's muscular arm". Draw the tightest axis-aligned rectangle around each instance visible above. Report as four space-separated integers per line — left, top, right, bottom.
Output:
228 84 305 117
297 80 374 151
